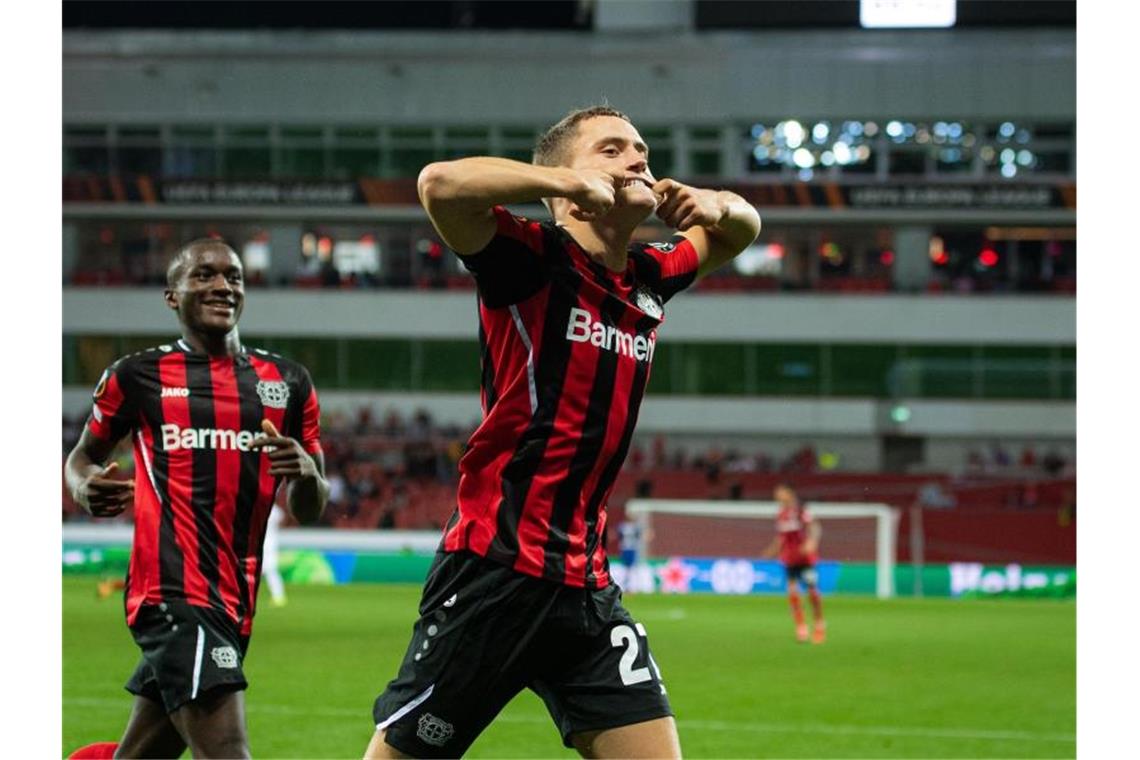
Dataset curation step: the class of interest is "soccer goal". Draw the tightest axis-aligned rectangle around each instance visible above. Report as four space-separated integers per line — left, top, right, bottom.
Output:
624 499 900 598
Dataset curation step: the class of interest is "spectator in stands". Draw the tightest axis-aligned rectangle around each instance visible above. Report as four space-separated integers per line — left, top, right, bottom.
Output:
783 444 818 473
1017 480 1040 510
628 444 646 470
651 434 667 468
1043 448 1067 476
319 257 341 287
916 480 957 510
990 441 1012 469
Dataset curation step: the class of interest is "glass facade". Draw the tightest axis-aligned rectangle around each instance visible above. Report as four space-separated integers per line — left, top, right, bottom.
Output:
63 119 1075 182
63 217 1077 294
63 336 1075 401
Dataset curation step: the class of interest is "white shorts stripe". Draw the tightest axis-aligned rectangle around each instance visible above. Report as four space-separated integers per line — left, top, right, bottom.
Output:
190 625 206 700
376 684 435 731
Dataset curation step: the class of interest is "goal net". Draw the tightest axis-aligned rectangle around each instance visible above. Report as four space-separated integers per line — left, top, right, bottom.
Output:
624 499 900 598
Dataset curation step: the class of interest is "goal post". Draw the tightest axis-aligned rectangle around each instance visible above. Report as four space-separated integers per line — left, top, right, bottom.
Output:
624 499 901 599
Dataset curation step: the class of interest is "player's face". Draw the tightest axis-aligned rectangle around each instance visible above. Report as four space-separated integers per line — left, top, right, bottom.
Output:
167 247 245 335
570 116 659 216
774 486 796 508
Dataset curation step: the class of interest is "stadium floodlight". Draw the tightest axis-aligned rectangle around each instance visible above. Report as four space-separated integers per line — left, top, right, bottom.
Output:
626 499 900 599
860 0 956 29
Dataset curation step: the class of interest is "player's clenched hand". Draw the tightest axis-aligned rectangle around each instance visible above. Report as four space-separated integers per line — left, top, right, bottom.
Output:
251 420 319 480
567 169 621 221
75 461 135 518
652 179 726 231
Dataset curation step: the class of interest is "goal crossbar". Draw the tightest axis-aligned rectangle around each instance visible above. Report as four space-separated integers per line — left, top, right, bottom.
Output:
625 499 899 599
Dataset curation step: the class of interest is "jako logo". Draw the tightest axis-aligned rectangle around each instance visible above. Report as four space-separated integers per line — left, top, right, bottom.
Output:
160 424 268 452
161 386 190 398
565 307 655 362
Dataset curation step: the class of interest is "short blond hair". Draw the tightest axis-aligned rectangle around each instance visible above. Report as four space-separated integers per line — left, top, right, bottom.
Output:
533 105 631 168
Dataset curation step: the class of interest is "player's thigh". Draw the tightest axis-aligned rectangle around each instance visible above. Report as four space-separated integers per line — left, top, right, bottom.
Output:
371 552 556 757
364 728 412 759
571 716 681 759
114 694 186 759
126 602 249 715
533 593 673 750
168 687 249 759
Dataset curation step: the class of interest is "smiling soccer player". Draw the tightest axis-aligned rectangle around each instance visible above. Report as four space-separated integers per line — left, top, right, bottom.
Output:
65 238 329 759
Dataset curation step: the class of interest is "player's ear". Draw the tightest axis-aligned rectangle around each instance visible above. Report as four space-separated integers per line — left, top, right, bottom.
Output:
163 288 179 311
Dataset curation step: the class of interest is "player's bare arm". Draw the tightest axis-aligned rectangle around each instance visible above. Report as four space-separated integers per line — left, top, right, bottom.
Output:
417 156 621 254
652 179 762 278
65 429 135 518
760 535 780 559
249 419 329 525
803 521 823 557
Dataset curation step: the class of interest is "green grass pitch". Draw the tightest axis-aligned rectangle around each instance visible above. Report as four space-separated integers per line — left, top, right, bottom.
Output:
63 577 1074 758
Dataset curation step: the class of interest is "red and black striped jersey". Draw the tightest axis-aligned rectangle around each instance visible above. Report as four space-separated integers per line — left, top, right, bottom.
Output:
443 206 700 589
85 340 321 636
776 504 817 566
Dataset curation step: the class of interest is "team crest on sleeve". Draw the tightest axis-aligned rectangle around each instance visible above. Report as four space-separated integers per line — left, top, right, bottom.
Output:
634 287 664 319
648 241 675 252
255 380 290 409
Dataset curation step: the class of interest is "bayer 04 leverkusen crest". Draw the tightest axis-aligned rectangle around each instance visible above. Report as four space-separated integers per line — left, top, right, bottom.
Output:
255 380 290 409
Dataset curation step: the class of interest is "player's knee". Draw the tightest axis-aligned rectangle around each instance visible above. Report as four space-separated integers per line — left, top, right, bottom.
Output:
195 731 249 759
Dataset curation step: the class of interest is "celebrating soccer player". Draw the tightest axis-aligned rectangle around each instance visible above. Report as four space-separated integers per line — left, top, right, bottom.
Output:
65 239 329 759
762 483 827 644
365 106 761 758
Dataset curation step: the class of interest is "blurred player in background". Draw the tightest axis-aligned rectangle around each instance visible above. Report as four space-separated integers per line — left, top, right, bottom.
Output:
262 504 288 606
617 518 642 572
762 483 826 644
614 517 654 593
366 105 761 759
64 239 329 759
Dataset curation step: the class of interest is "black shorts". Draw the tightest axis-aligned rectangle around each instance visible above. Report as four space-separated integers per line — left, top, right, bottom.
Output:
372 550 673 758
125 600 250 713
785 563 819 587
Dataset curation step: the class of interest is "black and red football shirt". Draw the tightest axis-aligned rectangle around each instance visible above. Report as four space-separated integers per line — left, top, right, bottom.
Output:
776 504 818 567
86 340 321 636
443 206 700 589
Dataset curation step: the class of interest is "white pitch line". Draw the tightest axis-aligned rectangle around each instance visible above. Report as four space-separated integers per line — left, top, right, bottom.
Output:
63 697 1075 744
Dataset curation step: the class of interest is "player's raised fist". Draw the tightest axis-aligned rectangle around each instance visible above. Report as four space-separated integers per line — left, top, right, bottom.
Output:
567 169 620 221
652 179 726 232
75 460 135 518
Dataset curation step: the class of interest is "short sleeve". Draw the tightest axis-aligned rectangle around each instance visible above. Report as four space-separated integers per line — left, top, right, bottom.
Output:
86 362 138 443
296 368 322 456
456 206 551 308
801 508 814 524
629 235 700 303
